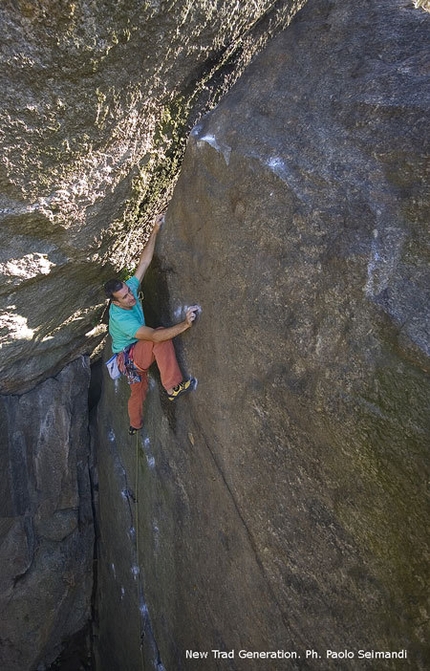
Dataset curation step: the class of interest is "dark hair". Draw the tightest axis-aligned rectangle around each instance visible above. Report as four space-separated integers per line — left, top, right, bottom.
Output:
104 278 123 299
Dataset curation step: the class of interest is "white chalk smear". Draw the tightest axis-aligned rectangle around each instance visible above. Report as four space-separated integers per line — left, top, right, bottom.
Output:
198 133 231 165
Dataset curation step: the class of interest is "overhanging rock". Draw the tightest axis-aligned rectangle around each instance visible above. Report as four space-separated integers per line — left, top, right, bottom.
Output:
0 0 304 394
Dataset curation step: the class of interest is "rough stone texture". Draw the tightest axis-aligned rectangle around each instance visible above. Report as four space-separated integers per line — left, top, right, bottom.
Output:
0 0 304 395
94 0 429 668
0 357 94 671
92 365 166 671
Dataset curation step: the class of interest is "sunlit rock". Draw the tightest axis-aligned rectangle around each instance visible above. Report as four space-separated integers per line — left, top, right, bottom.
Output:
0 0 303 394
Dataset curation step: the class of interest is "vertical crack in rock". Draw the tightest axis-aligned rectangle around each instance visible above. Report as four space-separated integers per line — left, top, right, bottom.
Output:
0 0 304 396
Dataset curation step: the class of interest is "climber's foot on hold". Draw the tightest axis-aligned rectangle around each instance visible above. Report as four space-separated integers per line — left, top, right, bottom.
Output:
167 377 196 401
128 426 140 436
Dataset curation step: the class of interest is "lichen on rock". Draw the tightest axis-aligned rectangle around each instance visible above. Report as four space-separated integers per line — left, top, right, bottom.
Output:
0 0 303 395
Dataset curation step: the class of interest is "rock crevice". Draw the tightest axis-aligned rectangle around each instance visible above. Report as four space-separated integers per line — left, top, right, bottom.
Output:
0 0 304 395
94 0 429 667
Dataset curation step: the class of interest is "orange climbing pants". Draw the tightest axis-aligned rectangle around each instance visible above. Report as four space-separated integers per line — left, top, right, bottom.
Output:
128 337 182 429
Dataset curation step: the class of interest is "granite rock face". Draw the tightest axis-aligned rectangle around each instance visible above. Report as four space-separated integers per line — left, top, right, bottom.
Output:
95 0 429 668
0 357 94 671
0 0 303 395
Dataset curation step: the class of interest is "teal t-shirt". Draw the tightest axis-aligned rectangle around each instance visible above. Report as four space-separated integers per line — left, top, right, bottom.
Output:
109 276 146 353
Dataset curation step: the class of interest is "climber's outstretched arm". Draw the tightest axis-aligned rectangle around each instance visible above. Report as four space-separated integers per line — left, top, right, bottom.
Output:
134 306 199 343
134 213 164 283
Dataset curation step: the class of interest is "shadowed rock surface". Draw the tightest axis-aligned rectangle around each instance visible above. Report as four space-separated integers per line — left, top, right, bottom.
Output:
0 357 93 671
0 0 303 395
94 0 429 668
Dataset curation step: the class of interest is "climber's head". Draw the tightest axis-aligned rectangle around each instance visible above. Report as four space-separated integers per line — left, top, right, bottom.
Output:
104 279 136 309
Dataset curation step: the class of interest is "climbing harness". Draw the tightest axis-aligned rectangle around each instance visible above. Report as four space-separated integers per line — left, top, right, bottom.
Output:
118 344 142 384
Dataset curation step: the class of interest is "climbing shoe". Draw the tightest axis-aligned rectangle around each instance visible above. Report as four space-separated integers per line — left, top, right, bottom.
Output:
128 426 140 436
167 377 196 401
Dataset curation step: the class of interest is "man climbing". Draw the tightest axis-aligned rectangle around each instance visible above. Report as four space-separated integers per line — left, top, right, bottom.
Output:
104 213 199 435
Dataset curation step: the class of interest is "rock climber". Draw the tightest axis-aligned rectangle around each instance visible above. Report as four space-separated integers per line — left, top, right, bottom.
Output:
104 213 199 435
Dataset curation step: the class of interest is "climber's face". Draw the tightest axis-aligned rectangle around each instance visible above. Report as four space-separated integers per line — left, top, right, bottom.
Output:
111 283 137 310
